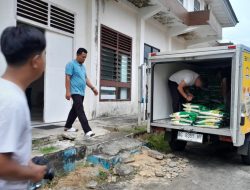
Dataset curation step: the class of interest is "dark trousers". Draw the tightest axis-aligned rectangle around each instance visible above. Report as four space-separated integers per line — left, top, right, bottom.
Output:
168 80 185 113
65 94 92 134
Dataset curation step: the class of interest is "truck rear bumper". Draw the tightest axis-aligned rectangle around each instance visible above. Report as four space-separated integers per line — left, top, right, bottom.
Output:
151 119 232 137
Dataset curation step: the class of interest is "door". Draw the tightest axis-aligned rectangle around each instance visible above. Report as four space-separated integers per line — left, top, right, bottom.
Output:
44 31 73 122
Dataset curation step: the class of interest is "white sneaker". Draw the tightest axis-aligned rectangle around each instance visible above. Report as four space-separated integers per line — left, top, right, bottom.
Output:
86 131 95 138
64 127 78 132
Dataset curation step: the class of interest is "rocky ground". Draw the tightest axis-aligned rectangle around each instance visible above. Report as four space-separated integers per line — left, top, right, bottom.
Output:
41 147 189 190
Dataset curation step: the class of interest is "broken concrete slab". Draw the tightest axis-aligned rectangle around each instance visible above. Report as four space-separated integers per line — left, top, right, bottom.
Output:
61 133 77 141
122 157 135 164
113 164 134 176
86 180 98 189
96 137 143 156
148 150 164 160
155 171 165 177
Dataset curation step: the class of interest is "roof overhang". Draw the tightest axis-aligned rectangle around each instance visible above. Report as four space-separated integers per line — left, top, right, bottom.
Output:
205 0 238 27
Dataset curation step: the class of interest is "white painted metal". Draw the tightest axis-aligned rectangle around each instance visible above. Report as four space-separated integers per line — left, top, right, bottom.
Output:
44 31 73 122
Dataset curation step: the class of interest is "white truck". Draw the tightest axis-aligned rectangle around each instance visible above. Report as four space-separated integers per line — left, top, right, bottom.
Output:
146 45 250 164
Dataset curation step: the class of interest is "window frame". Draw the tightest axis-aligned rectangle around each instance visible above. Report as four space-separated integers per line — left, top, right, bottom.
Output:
178 0 184 5
194 0 201 11
100 25 132 102
144 43 160 63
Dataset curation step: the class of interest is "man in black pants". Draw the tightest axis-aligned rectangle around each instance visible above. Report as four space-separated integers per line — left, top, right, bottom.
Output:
168 70 204 112
64 48 98 138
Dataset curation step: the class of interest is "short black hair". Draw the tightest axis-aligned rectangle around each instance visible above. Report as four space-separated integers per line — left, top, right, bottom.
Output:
77 48 88 55
0 25 46 66
198 76 208 88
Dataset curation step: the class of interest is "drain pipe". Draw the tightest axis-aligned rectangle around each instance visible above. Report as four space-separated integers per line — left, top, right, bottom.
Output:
138 65 144 126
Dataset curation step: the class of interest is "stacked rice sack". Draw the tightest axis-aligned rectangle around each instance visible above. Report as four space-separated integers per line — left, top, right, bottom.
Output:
194 110 224 128
184 103 226 128
170 103 227 129
170 111 198 126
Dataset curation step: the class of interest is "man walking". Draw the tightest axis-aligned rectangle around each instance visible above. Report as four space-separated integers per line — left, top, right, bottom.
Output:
0 26 47 189
64 48 98 137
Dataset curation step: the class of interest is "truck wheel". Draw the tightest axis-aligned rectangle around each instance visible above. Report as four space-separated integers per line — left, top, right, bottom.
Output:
241 141 250 165
169 131 187 151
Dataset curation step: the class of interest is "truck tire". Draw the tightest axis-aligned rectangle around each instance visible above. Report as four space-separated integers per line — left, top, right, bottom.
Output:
241 141 250 165
169 131 187 151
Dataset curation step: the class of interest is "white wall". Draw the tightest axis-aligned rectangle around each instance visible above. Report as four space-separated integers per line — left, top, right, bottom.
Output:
153 63 191 120
171 37 186 50
145 19 170 52
0 0 16 75
96 0 138 117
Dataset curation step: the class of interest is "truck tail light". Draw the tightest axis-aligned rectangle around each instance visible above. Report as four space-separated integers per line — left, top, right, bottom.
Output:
228 45 236 49
219 136 232 143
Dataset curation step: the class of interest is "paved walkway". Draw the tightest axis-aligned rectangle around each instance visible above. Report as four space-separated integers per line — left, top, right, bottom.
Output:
31 115 142 157
32 115 138 140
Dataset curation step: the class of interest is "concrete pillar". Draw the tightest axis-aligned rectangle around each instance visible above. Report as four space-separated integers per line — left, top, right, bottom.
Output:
136 17 145 125
86 0 100 119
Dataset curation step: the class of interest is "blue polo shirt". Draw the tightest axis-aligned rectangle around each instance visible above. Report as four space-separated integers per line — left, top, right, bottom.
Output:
65 60 87 96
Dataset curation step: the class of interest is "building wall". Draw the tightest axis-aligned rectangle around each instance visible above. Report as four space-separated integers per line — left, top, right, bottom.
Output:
171 37 186 50
94 0 139 117
0 0 16 75
145 19 170 52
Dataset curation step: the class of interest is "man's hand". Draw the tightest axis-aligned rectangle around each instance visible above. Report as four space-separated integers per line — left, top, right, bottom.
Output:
186 95 193 102
65 92 71 100
187 93 194 99
28 161 47 183
92 88 99 96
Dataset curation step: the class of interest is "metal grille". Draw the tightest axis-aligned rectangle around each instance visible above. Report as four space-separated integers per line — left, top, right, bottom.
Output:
17 0 49 25
100 25 132 101
50 5 75 34
100 25 132 83
17 0 75 34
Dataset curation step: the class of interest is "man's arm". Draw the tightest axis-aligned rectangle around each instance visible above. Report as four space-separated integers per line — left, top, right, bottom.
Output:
177 80 193 102
86 77 98 96
0 153 46 182
65 75 71 100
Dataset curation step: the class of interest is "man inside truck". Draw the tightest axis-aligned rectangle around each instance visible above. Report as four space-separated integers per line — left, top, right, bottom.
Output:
217 69 231 112
168 69 204 112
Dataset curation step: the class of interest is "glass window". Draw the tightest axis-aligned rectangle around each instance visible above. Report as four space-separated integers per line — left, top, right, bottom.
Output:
100 25 132 101
194 0 200 11
144 44 160 63
100 87 116 100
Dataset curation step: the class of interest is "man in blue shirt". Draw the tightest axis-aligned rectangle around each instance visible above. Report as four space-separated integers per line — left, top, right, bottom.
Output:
64 48 98 137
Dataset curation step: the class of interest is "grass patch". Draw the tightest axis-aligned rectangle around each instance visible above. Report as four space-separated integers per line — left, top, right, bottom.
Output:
97 169 109 182
76 161 93 168
121 125 147 134
39 146 58 154
138 133 170 153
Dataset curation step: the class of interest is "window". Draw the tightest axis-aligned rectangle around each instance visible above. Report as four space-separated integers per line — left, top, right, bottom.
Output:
100 25 132 101
194 0 201 11
144 44 160 63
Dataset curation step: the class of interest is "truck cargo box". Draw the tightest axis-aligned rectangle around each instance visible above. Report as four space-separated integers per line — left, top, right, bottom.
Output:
147 45 250 164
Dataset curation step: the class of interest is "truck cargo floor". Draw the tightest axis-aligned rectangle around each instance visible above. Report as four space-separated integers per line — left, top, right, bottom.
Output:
151 119 231 137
